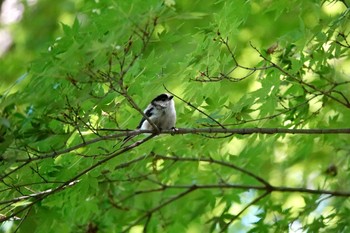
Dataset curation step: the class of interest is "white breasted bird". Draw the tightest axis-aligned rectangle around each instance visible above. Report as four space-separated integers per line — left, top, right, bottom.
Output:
122 93 176 146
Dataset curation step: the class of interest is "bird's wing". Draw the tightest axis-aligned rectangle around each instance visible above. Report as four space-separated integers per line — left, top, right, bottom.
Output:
137 105 154 129
120 105 155 148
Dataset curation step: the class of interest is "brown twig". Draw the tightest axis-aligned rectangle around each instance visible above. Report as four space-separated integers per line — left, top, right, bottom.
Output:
249 42 350 109
4 127 350 163
0 134 155 223
163 85 226 129
153 154 271 187
219 191 270 232
122 187 196 233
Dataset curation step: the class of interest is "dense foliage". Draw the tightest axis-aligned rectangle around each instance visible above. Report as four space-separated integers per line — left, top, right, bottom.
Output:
1 0 350 232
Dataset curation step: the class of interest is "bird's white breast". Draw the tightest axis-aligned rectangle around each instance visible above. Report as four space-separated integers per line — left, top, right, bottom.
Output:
140 99 176 130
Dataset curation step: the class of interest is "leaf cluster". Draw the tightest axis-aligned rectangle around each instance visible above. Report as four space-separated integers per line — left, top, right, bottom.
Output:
0 0 350 232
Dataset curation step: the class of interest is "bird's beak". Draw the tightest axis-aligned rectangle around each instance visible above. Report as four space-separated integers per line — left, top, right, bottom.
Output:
169 95 174 100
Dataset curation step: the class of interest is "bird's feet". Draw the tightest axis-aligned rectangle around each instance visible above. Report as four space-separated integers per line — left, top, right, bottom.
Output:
170 127 178 135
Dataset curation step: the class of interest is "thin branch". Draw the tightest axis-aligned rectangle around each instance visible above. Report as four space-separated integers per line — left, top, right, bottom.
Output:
219 94 320 126
0 180 80 205
143 213 152 233
0 161 31 181
30 164 48 183
112 19 160 132
0 135 155 222
164 85 226 129
220 191 270 232
119 90 160 132
122 187 196 233
149 127 350 135
13 205 32 233
217 35 271 71
119 181 350 232
120 183 350 201
0 181 65 194
339 0 349 8
118 187 165 203
162 183 350 197
250 42 350 109
153 154 271 187
6 127 350 163
5 132 126 163
193 34 274 83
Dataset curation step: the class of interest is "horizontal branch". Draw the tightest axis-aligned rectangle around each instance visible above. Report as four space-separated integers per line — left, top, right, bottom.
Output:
0 180 80 206
119 183 350 208
133 127 350 136
8 127 350 163
153 154 271 187
162 183 350 197
121 182 349 232
103 127 350 140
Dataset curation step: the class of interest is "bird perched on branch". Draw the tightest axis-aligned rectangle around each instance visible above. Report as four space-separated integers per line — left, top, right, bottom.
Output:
122 93 176 146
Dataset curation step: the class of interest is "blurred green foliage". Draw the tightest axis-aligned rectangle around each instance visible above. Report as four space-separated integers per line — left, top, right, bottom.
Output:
0 0 350 232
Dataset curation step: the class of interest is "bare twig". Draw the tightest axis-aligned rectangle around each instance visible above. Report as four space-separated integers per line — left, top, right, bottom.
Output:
0 161 31 181
249 42 350 109
116 181 350 232
153 154 271 187
219 191 270 232
13 206 32 233
194 35 274 83
110 19 160 132
0 135 155 223
122 187 196 233
164 85 226 129
120 91 160 132
0 180 80 206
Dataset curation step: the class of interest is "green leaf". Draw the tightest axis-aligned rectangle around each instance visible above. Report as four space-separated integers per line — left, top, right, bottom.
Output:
1 0 350 232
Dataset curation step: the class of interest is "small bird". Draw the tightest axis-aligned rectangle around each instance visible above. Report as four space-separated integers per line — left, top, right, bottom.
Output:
122 93 176 146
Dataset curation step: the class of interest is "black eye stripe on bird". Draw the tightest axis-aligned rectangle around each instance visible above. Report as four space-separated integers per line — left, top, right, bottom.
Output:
121 93 177 147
